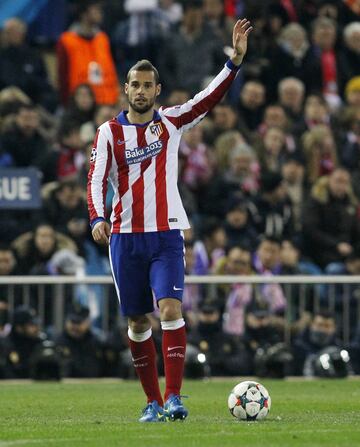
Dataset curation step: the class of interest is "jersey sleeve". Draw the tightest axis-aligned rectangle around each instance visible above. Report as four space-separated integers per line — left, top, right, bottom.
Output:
161 59 241 133
87 123 113 228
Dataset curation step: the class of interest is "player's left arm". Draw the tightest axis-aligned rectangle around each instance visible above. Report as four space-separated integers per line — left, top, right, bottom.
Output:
162 18 252 132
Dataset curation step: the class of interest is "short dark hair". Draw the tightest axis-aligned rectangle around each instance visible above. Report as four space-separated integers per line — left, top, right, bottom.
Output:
126 60 160 85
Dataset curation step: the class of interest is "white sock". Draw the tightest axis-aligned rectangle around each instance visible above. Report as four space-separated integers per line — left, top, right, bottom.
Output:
128 327 152 342
161 318 185 331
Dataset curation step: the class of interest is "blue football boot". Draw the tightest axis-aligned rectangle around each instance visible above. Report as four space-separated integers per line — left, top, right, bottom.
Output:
139 401 167 422
164 394 188 421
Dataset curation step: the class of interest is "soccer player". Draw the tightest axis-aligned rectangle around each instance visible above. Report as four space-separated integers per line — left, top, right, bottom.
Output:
88 18 252 422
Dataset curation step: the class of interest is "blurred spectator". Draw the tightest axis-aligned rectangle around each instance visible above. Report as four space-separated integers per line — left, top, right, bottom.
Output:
0 18 56 110
80 104 115 145
243 305 286 374
41 181 89 256
0 298 10 338
0 244 22 310
61 84 97 127
268 23 317 100
293 94 331 139
252 235 287 311
251 172 294 239
216 246 253 337
0 103 49 169
252 235 281 276
187 302 250 375
310 17 341 108
45 119 86 182
302 124 338 184
112 0 171 81
257 103 297 153
203 0 232 42
204 142 260 216
179 123 214 196
55 305 105 377
159 0 225 95
213 129 246 173
0 87 58 145
211 103 242 136
281 236 321 274
12 223 77 275
159 0 183 25
57 0 119 105
223 198 258 250
256 126 287 174
339 106 360 174
303 168 360 268
279 238 319 329
237 80 266 133
324 249 360 337
182 239 206 329
193 219 227 274
0 306 45 378
292 310 341 376
339 22 360 90
164 88 190 107
225 143 260 196
278 77 305 123
281 155 307 231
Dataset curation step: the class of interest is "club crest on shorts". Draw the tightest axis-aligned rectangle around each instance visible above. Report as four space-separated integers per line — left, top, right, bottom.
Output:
149 122 163 137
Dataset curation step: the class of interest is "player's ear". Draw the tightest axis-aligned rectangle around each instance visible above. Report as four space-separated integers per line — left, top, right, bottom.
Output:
156 83 161 97
124 83 129 94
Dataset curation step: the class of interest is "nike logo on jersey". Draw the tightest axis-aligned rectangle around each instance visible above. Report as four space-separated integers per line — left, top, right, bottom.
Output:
117 139 128 145
167 346 184 351
131 355 148 362
173 286 183 291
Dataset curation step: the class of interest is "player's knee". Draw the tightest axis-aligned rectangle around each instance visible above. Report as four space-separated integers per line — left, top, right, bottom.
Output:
159 299 182 321
128 315 151 333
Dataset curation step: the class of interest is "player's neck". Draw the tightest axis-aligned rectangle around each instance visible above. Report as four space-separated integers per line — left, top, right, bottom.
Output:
127 108 154 125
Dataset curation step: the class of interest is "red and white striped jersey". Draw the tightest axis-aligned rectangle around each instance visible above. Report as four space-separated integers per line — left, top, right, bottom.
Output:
87 60 240 233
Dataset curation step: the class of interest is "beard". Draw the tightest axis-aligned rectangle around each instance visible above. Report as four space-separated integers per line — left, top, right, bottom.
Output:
128 96 156 114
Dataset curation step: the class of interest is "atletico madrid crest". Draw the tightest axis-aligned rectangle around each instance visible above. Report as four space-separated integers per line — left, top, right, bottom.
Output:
149 122 163 137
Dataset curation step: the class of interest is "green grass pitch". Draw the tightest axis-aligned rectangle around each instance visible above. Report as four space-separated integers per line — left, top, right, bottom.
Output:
1 378 360 447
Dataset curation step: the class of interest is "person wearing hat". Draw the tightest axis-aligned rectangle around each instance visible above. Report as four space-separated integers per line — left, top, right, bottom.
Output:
250 172 294 240
0 306 45 378
55 305 104 378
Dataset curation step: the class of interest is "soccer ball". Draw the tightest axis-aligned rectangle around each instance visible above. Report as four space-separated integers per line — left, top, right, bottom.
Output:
228 380 271 421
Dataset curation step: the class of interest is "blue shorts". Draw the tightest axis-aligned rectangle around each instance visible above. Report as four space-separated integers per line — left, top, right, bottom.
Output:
109 230 185 316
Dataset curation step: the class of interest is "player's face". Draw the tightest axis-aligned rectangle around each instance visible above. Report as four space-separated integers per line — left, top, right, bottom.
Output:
125 70 161 114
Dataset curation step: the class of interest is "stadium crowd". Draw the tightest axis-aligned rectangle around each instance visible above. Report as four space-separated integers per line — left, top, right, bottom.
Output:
1 0 360 379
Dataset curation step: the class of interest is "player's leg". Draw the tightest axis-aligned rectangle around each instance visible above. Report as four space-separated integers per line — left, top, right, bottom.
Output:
150 230 188 420
158 298 186 401
109 234 164 422
128 314 166 422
